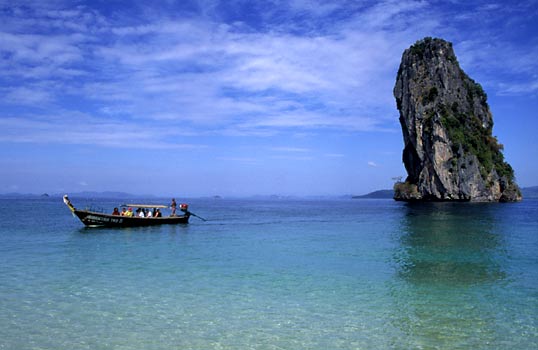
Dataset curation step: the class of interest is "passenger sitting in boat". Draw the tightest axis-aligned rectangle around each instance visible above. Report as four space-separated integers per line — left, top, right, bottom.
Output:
120 208 127 216
112 207 120 216
124 207 134 217
137 208 145 218
155 209 162 217
146 209 153 218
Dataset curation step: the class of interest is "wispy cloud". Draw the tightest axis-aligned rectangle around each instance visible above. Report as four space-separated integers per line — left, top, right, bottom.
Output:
270 147 310 153
0 113 208 149
270 155 314 161
1 0 537 150
3 86 54 104
0 0 436 147
216 156 258 163
324 153 345 158
496 80 538 96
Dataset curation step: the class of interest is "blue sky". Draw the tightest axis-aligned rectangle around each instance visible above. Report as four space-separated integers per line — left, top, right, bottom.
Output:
1 0 537 197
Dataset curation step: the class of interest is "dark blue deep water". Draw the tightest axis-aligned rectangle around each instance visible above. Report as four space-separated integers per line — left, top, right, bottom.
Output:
0 197 537 349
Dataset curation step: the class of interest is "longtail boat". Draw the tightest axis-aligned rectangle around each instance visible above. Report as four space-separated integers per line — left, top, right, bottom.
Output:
63 195 191 228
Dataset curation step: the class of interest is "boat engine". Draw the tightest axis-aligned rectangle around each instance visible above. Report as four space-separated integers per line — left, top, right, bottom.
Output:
180 203 189 213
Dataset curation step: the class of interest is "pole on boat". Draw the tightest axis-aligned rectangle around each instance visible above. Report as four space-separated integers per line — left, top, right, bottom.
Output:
189 211 207 221
184 209 207 221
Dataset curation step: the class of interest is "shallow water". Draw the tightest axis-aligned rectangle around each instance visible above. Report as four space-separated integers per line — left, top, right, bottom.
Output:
0 197 537 349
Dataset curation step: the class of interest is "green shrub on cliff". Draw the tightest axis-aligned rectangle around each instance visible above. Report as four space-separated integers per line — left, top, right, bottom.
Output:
393 181 420 200
409 37 435 59
409 37 458 63
439 103 514 182
422 87 438 105
465 78 488 107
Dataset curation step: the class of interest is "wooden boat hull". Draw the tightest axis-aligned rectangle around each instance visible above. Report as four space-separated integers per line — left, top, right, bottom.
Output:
73 209 190 228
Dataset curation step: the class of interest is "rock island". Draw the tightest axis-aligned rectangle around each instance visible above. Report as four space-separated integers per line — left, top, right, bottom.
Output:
393 37 521 202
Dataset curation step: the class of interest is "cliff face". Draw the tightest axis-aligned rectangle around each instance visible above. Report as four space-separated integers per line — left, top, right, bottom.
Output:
393 37 521 202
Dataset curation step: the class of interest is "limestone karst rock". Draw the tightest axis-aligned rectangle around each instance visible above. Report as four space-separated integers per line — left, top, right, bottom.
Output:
393 37 521 202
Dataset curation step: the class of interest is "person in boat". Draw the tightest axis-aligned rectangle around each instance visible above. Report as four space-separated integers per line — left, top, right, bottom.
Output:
137 208 145 218
146 209 153 218
125 207 134 217
120 208 127 216
170 198 177 216
155 209 162 217
112 207 120 215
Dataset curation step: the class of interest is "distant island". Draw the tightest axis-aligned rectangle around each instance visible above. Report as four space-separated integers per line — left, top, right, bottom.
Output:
352 190 393 199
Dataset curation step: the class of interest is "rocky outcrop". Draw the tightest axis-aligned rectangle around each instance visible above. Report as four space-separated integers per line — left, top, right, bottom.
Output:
393 37 521 202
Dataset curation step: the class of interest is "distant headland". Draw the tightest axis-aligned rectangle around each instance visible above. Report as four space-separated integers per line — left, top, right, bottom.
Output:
352 190 394 199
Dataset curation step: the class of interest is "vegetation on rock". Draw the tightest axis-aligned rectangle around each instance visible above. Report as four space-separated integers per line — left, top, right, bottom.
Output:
393 181 420 200
438 103 514 182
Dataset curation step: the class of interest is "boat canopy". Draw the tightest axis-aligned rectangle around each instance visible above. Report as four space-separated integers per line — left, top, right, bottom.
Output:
121 204 168 209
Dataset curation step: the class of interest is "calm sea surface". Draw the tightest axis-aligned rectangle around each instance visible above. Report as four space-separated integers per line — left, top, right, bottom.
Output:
0 197 537 349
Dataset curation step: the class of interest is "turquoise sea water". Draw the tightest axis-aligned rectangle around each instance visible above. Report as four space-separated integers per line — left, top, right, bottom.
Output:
0 197 537 349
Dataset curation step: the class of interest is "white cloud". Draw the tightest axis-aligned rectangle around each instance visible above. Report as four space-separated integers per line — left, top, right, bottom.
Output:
496 80 538 96
3 87 54 104
1 0 536 150
0 114 208 149
270 155 314 161
270 147 310 152
216 156 258 163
